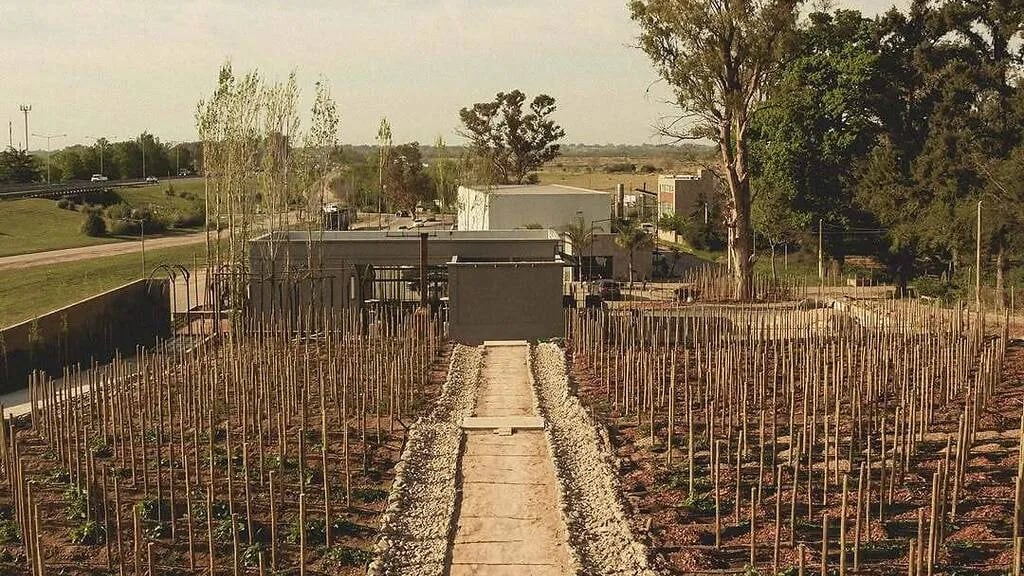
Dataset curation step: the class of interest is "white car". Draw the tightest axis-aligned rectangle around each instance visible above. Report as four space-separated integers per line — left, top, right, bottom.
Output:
145 176 159 183
90 174 109 182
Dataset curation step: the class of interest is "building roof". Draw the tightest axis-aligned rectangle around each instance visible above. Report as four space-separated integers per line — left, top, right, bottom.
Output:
460 184 608 196
251 229 561 243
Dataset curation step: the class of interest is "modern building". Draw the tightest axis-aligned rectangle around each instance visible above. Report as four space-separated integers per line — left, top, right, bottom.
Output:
657 169 716 220
456 184 611 231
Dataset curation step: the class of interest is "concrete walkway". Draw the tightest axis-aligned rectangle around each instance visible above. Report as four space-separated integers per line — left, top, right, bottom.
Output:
448 341 572 576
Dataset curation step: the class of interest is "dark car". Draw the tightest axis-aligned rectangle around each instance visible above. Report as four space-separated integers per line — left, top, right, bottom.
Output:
593 280 622 301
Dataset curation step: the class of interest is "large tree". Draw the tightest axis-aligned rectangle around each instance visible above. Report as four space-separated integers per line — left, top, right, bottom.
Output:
630 0 802 299
750 9 884 265
0 147 39 183
458 90 565 185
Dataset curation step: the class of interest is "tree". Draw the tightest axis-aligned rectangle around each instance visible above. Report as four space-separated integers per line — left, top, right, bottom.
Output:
458 90 565 185
561 215 597 280
615 222 655 289
749 9 883 266
384 143 432 212
0 147 40 183
631 0 802 299
376 118 392 227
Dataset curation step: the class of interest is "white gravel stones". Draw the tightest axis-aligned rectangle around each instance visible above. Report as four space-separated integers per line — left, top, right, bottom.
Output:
532 342 660 576
367 345 482 576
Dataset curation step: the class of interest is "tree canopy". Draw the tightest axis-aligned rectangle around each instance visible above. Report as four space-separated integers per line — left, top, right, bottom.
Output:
458 90 565 185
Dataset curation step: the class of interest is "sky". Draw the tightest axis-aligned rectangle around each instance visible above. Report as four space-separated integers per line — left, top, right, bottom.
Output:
0 0 909 149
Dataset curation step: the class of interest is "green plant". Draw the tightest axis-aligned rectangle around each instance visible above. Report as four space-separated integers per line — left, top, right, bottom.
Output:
80 212 106 237
0 519 20 544
136 498 164 522
241 542 265 567
947 539 980 551
68 520 105 545
285 518 326 546
89 436 113 458
352 488 387 503
212 515 247 544
322 545 373 568
679 492 716 514
63 486 88 520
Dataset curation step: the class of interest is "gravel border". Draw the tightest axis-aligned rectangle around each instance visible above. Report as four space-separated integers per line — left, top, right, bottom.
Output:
532 342 660 576
367 344 482 576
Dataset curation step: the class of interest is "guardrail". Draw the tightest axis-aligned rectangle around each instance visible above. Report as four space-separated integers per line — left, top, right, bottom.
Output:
0 175 193 201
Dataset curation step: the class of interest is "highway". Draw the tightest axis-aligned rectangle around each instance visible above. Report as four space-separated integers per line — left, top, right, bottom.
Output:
0 175 191 200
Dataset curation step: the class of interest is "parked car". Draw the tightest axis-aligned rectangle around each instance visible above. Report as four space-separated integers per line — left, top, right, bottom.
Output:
593 279 622 301
90 174 109 182
145 176 159 183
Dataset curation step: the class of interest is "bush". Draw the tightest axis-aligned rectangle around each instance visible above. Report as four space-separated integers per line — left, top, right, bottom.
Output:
108 219 139 236
0 518 19 544
56 198 71 210
164 184 176 197
105 202 132 221
603 162 636 173
63 486 88 520
80 213 106 237
285 517 326 546
639 164 658 173
171 208 205 228
79 189 121 206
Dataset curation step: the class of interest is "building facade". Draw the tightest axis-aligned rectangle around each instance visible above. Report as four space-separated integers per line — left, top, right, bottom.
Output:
457 184 611 231
657 169 716 219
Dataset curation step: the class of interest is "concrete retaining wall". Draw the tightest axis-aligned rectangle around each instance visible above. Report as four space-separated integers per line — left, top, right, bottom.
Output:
0 279 171 391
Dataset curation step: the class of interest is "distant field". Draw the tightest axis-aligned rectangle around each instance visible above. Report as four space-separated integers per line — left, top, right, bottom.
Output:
0 178 205 258
537 156 704 193
0 242 209 328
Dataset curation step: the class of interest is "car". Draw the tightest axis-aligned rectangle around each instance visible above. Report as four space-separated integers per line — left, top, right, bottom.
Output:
593 279 622 301
177 169 191 177
640 222 655 233
145 176 159 184
90 174 109 182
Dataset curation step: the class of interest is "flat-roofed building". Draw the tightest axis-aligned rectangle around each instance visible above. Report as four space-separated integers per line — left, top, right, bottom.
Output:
456 184 611 231
657 169 716 219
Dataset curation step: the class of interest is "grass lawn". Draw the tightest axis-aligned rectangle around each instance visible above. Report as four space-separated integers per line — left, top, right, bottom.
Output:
0 243 210 329
0 178 206 258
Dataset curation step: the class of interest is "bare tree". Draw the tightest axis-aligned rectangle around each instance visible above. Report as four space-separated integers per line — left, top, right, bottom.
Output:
630 0 801 299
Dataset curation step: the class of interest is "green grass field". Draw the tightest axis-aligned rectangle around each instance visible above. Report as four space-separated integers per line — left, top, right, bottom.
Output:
0 242 209 329
0 178 205 258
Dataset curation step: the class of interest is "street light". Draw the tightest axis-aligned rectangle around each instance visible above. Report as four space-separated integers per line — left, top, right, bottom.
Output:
32 132 66 183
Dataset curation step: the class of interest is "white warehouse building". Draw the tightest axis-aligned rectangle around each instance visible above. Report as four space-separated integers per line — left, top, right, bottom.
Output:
456 184 612 231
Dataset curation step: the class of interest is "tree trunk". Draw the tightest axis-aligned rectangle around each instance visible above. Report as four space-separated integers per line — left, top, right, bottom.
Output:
770 243 777 283
720 119 754 301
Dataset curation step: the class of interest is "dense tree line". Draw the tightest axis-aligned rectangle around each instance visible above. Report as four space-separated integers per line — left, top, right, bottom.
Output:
750 0 1024 302
632 0 1023 302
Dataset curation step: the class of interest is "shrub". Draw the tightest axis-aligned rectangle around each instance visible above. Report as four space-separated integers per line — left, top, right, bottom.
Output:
56 198 71 210
80 213 106 237
603 162 636 173
105 202 132 220
164 184 176 197
241 542 265 567
108 219 138 236
212 515 247 544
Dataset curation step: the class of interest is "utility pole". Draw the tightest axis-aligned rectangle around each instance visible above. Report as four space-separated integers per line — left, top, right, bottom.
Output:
141 134 147 179
19 105 31 152
8 121 12 148
32 133 66 183
976 200 982 311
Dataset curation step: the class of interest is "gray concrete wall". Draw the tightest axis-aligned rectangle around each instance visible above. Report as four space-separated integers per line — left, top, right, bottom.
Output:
447 262 565 344
0 279 171 392
590 233 654 282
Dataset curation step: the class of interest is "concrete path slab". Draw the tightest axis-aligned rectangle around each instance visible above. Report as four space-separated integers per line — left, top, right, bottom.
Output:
461 416 544 430
448 344 571 576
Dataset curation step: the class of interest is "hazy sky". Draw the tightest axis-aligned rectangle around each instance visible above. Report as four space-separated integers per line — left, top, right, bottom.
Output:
1 1 908 149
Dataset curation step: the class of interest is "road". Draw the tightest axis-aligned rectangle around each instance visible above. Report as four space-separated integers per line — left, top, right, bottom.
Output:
0 229 210 271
